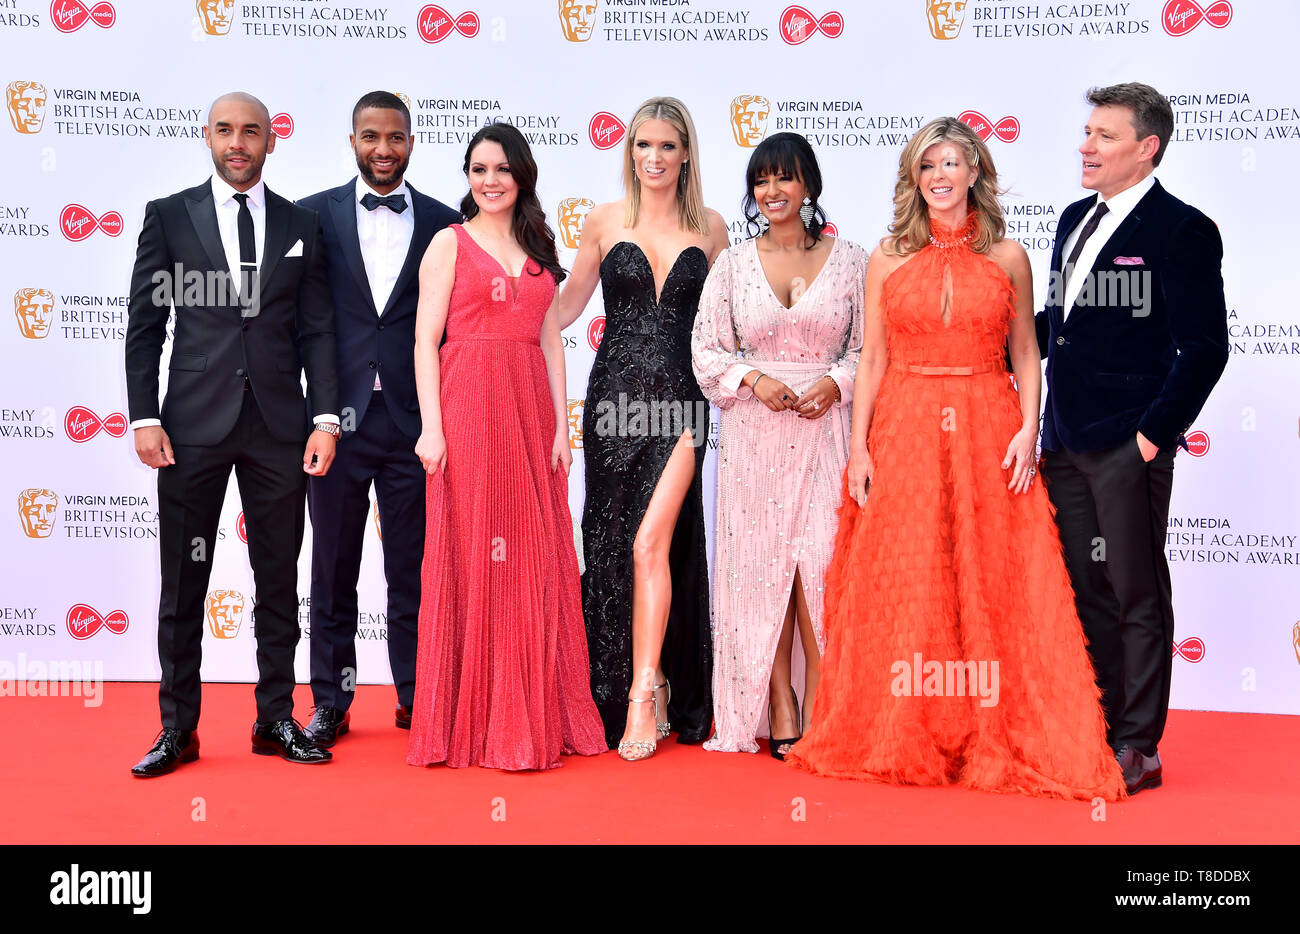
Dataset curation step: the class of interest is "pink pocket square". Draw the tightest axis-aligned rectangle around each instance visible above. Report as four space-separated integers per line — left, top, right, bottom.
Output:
1113 256 1145 265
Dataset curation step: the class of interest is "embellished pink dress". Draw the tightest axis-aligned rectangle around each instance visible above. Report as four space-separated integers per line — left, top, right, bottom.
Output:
407 224 607 770
691 236 867 752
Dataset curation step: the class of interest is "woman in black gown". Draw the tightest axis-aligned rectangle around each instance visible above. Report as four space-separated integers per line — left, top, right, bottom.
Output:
557 97 729 759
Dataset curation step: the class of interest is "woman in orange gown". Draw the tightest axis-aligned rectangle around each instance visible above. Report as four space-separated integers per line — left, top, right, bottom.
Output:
787 118 1125 800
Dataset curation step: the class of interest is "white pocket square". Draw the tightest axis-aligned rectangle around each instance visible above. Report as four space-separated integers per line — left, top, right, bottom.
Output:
284 239 303 257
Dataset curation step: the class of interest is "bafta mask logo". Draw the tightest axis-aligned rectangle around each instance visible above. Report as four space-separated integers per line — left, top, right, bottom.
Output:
15 288 55 339
730 95 770 148
18 488 58 538
205 589 245 639
557 197 594 250
196 0 234 36
373 499 382 540
558 0 598 42
1293 620 1300 666
6 81 47 134
925 0 966 39
567 399 584 450
395 92 411 111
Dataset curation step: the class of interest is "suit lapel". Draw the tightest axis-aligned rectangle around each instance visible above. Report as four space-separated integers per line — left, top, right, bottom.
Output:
258 188 292 288
183 181 229 276
331 180 378 315
1051 196 1093 328
1064 183 1160 326
381 182 427 317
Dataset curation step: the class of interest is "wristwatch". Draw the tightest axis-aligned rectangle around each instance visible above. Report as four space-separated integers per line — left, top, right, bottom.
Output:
313 421 340 438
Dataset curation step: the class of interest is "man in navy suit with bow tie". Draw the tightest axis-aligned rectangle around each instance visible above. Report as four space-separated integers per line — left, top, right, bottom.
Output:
298 91 460 747
1036 82 1229 795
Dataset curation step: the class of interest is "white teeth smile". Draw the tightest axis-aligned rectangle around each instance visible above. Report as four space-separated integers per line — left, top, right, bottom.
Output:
931 186 952 195
483 191 503 199
766 200 787 210
1084 162 1100 168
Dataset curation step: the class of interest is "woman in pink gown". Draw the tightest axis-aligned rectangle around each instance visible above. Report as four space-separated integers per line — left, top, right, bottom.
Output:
692 133 866 756
407 122 606 770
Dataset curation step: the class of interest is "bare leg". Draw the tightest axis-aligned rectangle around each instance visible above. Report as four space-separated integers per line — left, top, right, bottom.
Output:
792 566 821 733
768 587 799 755
620 432 696 756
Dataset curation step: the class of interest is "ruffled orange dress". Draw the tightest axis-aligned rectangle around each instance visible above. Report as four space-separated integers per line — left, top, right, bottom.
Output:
786 214 1126 801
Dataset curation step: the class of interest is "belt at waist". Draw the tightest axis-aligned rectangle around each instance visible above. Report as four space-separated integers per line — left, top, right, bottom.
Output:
896 362 998 377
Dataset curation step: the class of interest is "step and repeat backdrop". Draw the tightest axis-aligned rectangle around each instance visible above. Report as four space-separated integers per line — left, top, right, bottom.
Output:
2 0 1296 713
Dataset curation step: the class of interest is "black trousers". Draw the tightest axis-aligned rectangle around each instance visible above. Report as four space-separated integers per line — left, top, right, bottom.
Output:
1043 437 1176 756
156 390 307 730
307 391 424 711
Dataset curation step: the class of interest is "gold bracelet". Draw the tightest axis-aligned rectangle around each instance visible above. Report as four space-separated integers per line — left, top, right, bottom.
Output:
826 377 841 402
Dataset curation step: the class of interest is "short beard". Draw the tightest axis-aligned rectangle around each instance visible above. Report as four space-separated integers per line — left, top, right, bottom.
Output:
357 152 408 191
214 152 261 187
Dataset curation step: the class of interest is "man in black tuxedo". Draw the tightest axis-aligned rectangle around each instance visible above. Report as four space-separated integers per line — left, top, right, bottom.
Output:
297 91 460 746
125 91 340 775
1036 82 1229 795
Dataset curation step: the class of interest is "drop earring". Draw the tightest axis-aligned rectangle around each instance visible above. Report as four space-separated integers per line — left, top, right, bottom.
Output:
799 196 815 228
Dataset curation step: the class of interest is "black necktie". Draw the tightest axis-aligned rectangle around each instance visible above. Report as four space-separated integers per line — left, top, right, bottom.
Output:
232 192 256 269
360 192 408 214
1064 200 1110 276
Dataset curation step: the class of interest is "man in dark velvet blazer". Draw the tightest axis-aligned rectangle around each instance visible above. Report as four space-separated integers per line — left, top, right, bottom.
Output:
297 91 460 747
1036 82 1229 795
125 92 340 776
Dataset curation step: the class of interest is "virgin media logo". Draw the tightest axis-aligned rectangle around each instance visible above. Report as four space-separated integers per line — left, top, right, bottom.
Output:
589 112 626 150
66 604 128 640
270 112 294 139
1162 0 1232 37
587 315 605 351
1172 636 1205 662
59 204 122 241
64 406 127 442
1184 429 1210 457
779 6 843 45
236 510 247 544
417 5 479 42
50 0 115 33
958 110 1020 143
821 222 838 236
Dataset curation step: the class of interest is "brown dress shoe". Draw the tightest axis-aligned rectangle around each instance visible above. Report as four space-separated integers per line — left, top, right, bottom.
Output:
395 705 412 730
1115 744 1162 795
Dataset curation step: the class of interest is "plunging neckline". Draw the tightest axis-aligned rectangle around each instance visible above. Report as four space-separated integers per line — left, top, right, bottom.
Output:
456 223 529 300
605 240 706 306
753 235 839 311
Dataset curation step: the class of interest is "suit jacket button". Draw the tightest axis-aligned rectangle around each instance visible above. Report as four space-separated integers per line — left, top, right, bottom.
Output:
236 368 245 376
1056 336 1065 345
368 361 377 369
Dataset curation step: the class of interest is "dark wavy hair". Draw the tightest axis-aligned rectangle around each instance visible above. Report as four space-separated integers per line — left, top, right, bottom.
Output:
459 122 566 284
741 132 827 246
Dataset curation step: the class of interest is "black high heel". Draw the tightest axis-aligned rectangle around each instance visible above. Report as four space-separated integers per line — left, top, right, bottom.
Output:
768 687 802 761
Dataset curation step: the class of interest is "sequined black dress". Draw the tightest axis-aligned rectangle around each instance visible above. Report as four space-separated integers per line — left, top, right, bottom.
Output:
581 241 713 748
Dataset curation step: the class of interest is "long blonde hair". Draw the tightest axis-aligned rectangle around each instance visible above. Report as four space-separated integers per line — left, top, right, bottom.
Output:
622 97 709 234
885 117 1004 255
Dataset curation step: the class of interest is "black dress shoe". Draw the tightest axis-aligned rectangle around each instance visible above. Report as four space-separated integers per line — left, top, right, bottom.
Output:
251 719 332 763
395 704 412 730
303 706 350 747
131 728 199 778
1115 744 1162 795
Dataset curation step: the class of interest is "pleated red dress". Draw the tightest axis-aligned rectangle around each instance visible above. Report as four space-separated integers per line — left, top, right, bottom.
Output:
407 224 607 771
786 215 1126 801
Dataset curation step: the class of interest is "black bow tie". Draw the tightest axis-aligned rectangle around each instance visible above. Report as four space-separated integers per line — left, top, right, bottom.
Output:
360 192 407 214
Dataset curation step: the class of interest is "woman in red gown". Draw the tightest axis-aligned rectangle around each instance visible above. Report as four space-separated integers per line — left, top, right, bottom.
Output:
407 122 606 770
787 118 1125 800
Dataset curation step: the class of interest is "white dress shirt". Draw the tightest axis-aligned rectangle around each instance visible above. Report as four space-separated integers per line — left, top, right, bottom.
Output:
355 177 414 389
131 175 337 430
1061 173 1155 319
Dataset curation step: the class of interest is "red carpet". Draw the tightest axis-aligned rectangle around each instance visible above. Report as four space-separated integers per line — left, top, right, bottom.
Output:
3 683 1296 844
